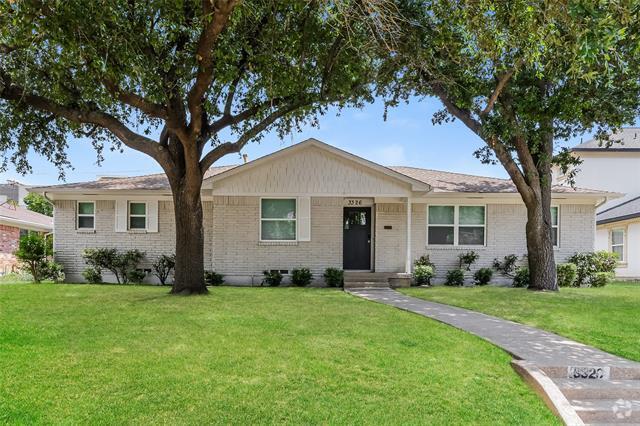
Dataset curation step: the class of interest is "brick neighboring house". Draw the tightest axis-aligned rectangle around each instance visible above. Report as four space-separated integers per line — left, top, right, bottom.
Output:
0 200 53 274
32 138 617 285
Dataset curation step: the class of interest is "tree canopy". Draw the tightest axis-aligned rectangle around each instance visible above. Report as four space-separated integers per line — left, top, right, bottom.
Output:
0 0 392 178
0 0 398 293
23 192 53 216
380 0 640 289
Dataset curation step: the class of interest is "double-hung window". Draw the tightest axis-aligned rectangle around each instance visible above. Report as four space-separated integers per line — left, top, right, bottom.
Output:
611 228 625 261
427 205 485 246
128 202 147 230
77 201 95 230
260 198 296 241
551 206 560 247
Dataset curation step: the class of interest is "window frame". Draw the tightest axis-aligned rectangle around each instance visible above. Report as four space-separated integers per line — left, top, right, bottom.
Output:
426 204 486 247
610 227 625 262
77 201 96 230
128 201 148 231
551 205 560 248
259 197 297 242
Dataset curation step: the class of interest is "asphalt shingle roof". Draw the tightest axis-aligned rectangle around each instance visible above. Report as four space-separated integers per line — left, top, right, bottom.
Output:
33 159 607 195
597 194 640 224
388 166 606 194
34 165 237 191
0 203 53 230
573 127 640 151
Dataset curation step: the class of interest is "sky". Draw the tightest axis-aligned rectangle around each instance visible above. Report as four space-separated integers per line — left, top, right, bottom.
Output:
1 95 598 186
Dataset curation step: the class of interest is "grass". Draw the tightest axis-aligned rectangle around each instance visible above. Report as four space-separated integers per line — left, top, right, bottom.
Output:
401 282 640 362
0 284 558 425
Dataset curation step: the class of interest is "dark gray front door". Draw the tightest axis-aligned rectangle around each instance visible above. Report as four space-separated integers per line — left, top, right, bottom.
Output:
343 207 371 270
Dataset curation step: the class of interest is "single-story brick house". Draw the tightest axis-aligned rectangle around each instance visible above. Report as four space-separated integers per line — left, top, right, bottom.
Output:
33 139 615 285
0 201 53 274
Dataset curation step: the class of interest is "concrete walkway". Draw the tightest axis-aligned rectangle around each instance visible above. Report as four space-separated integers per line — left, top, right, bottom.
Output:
347 288 640 425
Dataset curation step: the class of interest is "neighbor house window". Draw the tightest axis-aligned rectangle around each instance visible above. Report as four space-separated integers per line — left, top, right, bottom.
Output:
128 202 147 230
77 201 95 229
551 206 560 247
261 198 296 241
611 228 625 261
427 205 485 246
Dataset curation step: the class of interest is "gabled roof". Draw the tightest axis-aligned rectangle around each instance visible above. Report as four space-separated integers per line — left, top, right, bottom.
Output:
573 127 640 152
389 166 609 195
205 138 431 192
31 138 613 197
0 203 53 231
31 166 237 192
597 193 640 225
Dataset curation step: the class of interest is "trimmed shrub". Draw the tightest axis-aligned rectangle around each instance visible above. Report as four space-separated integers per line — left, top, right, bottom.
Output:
82 267 103 284
556 263 578 287
262 270 283 287
82 248 145 284
445 268 465 286
128 269 146 284
458 251 479 271
152 254 175 285
413 264 434 286
323 267 344 287
568 251 618 287
204 271 225 286
14 233 49 283
512 267 530 288
591 272 614 288
493 254 520 278
473 268 493 286
291 268 313 287
414 255 435 269
46 261 65 283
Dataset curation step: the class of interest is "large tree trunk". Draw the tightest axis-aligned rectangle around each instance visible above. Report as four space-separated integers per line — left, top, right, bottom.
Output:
524 199 557 291
170 180 207 295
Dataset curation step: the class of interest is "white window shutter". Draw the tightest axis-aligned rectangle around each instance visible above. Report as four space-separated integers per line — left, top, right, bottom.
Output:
147 200 159 232
114 200 128 232
297 196 311 241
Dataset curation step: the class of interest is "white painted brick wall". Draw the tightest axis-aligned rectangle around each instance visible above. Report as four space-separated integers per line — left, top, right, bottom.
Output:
374 203 595 280
54 198 595 285
211 196 342 284
54 200 214 283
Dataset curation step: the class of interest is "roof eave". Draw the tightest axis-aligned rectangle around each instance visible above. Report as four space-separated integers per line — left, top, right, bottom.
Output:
597 212 640 225
0 216 53 231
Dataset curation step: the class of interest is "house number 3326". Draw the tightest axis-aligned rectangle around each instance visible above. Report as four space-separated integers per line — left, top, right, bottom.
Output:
346 199 363 206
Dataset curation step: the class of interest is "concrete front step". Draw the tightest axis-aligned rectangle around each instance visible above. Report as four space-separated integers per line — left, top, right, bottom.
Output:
555 378 640 400
541 366 640 381
571 399 640 423
343 272 392 288
343 281 390 289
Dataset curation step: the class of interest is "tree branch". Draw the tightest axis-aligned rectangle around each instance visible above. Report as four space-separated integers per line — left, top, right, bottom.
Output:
102 78 168 119
480 69 514 117
200 100 307 171
0 74 165 161
187 0 238 138
429 79 535 201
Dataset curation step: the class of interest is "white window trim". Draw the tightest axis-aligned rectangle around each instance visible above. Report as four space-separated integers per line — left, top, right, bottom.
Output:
259 197 297 242
128 201 148 231
551 205 560 248
610 227 626 262
77 201 96 230
426 204 487 247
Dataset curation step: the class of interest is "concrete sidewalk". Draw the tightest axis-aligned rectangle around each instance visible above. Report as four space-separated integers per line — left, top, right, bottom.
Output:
347 288 640 425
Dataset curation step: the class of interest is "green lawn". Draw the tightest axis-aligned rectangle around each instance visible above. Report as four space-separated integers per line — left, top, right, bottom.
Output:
401 282 640 362
0 284 557 425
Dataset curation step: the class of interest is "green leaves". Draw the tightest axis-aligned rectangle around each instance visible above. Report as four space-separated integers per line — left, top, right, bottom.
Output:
0 0 384 178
